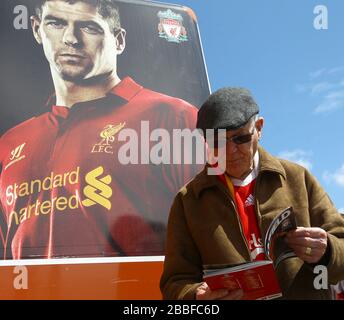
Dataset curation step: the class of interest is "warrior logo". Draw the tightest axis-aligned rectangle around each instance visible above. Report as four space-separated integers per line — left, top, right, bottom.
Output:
82 166 112 210
157 9 188 43
91 123 126 154
5 143 26 170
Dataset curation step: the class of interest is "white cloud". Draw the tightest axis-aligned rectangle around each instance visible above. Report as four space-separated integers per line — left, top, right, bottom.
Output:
323 164 344 187
310 82 334 95
278 150 313 170
328 66 344 74
333 166 344 187
309 68 327 79
326 90 344 99
314 90 344 113
298 66 344 114
309 66 344 79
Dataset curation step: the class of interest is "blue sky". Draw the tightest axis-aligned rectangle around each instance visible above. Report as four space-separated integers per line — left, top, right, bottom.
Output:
161 0 344 211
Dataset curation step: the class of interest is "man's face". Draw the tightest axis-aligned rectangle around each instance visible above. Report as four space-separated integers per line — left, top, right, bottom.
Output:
215 117 264 179
31 0 125 82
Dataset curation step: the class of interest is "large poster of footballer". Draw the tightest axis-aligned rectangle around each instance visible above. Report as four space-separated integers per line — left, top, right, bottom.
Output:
0 0 210 260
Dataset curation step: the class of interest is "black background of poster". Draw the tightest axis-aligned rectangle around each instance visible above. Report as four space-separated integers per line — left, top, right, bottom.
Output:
0 0 210 135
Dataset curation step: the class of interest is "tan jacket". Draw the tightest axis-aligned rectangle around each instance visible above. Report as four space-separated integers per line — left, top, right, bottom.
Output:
160 147 344 300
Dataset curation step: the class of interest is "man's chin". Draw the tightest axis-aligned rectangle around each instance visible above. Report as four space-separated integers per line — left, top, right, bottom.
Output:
60 71 89 83
55 64 90 82
225 165 248 179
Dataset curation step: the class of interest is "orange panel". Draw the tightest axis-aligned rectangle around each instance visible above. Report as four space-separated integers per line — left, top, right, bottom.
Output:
0 261 163 300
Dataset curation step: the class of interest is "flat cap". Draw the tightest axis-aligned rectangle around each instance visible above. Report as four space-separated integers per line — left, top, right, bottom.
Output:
197 87 259 131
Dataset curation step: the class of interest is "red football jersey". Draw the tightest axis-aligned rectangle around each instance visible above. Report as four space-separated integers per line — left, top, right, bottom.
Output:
231 173 265 261
219 153 265 261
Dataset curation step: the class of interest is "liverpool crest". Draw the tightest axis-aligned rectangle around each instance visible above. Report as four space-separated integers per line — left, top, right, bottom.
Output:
157 9 188 43
91 123 126 154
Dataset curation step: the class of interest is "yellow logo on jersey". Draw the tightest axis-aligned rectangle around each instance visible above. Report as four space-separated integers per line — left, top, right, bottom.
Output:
91 123 126 154
82 166 112 210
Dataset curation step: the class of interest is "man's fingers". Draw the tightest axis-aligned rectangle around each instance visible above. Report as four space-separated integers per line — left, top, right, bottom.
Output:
286 227 309 238
212 289 230 300
203 288 230 300
219 289 244 300
196 283 229 300
285 227 327 264
285 236 327 249
286 227 326 239
287 242 326 264
289 243 325 255
196 282 243 300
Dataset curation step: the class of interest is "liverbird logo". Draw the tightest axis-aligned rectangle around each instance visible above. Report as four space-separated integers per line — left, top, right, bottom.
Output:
91 123 126 154
157 9 188 43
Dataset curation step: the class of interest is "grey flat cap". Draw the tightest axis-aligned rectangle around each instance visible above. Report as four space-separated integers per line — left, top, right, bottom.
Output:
197 87 259 131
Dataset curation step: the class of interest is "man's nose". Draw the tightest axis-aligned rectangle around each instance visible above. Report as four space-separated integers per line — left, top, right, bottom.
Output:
63 25 80 46
226 141 239 154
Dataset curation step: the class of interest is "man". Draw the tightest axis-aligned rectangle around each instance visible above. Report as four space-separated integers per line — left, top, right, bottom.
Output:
0 0 199 259
160 87 344 300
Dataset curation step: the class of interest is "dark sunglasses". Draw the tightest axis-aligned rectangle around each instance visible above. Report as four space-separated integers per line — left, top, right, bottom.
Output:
214 129 255 147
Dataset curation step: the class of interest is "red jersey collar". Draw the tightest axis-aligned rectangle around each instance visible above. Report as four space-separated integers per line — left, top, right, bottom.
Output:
109 77 143 101
49 76 142 107
50 77 142 117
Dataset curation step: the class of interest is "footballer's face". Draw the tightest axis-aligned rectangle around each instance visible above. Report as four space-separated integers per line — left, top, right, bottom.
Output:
31 0 125 82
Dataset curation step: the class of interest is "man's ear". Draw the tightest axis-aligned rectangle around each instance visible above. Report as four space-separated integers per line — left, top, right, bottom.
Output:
31 15 42 44
115 28 126 54
256 117 264 139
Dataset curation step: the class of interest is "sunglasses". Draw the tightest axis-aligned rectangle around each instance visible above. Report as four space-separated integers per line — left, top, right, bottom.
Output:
214 129 255 147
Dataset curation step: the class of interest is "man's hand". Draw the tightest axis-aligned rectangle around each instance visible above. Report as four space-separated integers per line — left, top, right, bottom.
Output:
285 227 328 264
195 282 243 300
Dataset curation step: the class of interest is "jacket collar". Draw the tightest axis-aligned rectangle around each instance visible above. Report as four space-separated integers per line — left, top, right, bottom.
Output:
192 146 286 199
258 146 286 179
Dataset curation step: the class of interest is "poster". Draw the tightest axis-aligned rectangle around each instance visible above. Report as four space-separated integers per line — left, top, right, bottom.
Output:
0 0 210 260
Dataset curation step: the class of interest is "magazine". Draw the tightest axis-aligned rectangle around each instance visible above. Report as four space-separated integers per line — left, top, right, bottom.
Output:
203 260 282 300
264 206 297 267
203 207 297 300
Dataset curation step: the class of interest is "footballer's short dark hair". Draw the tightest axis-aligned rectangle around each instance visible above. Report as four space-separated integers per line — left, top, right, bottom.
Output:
33 0 121 33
